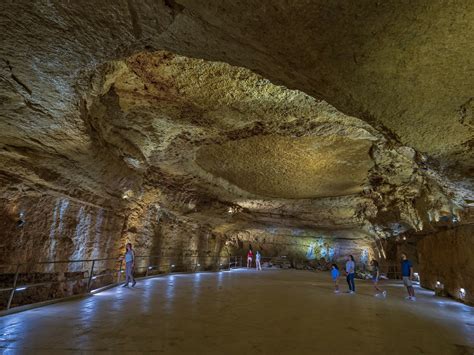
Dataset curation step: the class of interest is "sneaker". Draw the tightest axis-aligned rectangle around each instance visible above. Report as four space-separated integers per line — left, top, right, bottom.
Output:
122 284 129 288
334 290 340 293
132 281 136 287
405 296 411 300
382 291 387 298
374 293 380 297
410 297 416 301
349 291 355 294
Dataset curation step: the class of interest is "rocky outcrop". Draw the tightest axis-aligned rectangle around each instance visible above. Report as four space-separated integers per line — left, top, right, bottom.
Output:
417 225 474 305
0 1 472 308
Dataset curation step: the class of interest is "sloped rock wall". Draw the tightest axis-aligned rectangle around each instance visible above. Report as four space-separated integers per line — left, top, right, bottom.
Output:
417 225 474 305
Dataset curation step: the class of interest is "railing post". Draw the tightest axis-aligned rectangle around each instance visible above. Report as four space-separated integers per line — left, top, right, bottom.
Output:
146 257 151 277
87 260 95 292
6 264 21 310
118 259 123 283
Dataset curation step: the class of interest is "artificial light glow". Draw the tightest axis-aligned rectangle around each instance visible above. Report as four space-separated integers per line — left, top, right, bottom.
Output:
197 264 201 266
16 287 27 291
148 266 153 270
460 288 466 298
92 276 97 280
171 264 175 268
402 236 406 241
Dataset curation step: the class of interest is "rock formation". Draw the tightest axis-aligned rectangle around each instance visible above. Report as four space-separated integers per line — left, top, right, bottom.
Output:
0 1 472 304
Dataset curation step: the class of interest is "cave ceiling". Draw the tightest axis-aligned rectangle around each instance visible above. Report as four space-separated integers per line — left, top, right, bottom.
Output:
0 1 473 238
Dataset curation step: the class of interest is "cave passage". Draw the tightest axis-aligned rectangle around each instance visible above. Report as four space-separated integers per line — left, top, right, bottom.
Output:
1 1 473 354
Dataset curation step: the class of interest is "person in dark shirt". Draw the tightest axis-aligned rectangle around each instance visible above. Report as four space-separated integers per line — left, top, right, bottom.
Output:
401 253 416 301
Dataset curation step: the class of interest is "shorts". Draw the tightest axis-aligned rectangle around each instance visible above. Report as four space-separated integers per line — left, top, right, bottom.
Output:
403 276 413 287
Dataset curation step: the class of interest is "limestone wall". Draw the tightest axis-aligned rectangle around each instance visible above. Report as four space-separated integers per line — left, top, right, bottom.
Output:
225 229 376 270
0 194 123 269
417 225 474 305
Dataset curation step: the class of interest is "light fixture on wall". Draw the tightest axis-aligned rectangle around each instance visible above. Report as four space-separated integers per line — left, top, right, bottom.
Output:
459 288 466 299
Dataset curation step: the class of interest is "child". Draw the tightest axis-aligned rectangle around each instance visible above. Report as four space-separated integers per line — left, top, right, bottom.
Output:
331 264 340 293
371 259 387 298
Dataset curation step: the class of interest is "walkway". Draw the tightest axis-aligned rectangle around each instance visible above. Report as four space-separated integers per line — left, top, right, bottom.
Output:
1 269 473 354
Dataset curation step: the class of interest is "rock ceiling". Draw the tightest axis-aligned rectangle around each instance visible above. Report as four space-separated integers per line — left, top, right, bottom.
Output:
0 1 472 239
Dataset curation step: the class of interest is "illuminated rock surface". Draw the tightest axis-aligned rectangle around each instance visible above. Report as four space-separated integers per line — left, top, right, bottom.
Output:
0 0 473 308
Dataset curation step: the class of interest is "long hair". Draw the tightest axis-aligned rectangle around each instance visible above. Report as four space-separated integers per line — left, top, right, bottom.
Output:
349 255 355 262
126 243 132 252
372 259 379 267
332 263 339 270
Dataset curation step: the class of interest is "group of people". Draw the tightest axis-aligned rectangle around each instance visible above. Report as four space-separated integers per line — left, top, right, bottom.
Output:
120 243 417 301
246 249 262 270
331 253 416 301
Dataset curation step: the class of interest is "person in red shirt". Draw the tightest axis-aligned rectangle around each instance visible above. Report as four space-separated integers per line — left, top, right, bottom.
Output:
247 249 253 268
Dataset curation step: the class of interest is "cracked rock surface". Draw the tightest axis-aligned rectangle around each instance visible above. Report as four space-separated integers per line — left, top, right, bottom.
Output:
0 1 473 303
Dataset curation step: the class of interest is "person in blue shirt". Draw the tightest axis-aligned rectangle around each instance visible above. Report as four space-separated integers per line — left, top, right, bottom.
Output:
122 243 136 288
331 264 340 293
401 253 415 301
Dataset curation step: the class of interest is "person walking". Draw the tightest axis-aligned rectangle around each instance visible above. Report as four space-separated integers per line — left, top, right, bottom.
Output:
401 253 416 301
247 249 253 268
255 251 262 271
331 264 340 293
345 255 356 293
371 259 386 298
123 243 136 287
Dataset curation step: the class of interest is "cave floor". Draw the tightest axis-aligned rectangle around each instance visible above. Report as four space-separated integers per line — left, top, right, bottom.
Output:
1 269 473 354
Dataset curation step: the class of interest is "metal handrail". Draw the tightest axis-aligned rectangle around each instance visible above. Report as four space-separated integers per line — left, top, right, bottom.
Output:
1 254 240 311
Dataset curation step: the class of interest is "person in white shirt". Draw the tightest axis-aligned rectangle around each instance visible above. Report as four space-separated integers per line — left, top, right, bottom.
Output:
345 255 356 293
255 251 262 271
122 243 136 287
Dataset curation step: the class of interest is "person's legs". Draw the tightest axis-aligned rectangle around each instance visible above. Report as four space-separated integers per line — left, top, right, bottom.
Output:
374 279 381 292
350 273 355 292
130 264 136 286
403 277 415 299
124 262 131 286
346 274 351 291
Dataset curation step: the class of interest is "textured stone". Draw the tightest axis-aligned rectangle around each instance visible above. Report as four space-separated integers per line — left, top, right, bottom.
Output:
0 1 473 308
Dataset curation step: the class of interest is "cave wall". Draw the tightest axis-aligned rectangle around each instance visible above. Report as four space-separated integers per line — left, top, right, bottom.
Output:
225 229 376 270
417 225 474 305
0 193 123 269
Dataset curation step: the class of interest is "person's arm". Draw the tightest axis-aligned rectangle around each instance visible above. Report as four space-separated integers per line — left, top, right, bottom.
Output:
132 250 135 268
410 266 414 280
